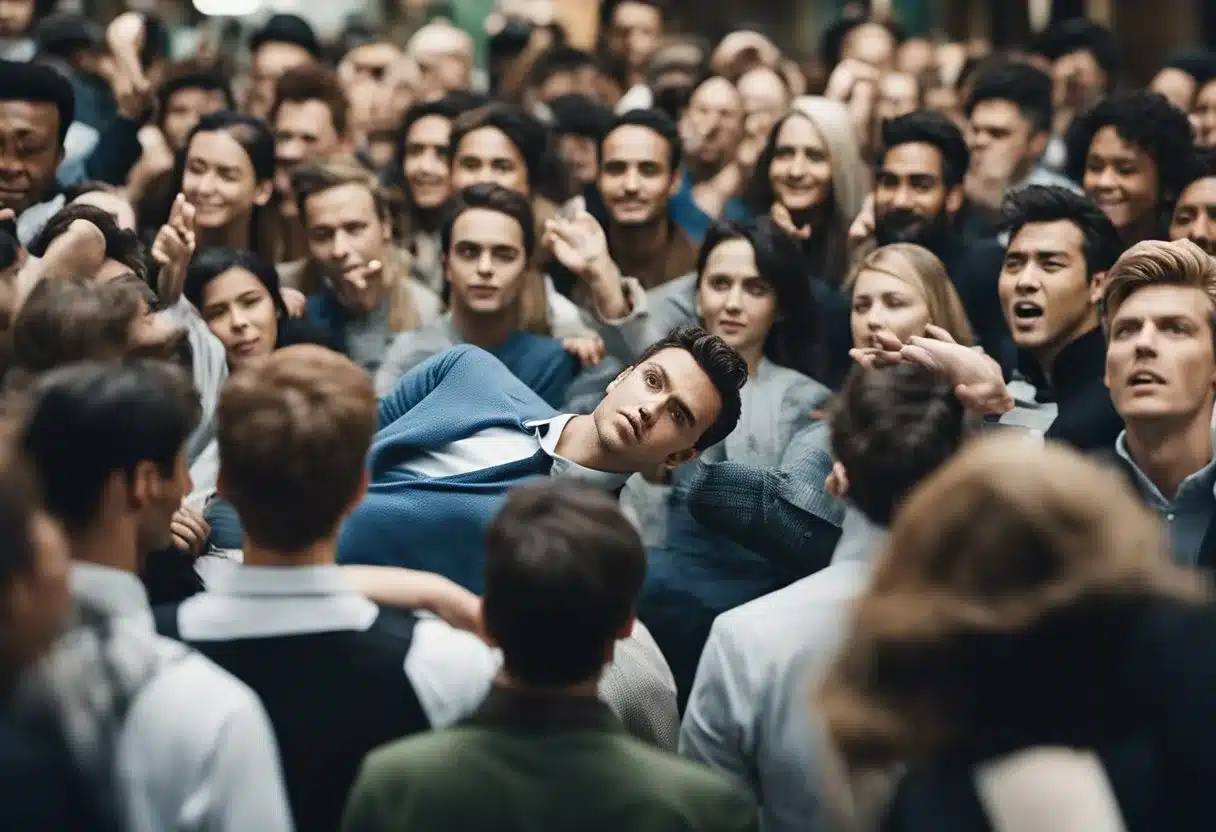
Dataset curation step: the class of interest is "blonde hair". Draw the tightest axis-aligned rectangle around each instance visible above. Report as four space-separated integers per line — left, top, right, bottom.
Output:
844 243 976 346
1102 238 1216 334
819 435 1206 774
293 155 423 333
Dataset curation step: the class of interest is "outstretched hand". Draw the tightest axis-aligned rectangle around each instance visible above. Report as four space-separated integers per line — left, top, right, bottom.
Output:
543 210 612 281
152 194 196 304
850 325 1014 416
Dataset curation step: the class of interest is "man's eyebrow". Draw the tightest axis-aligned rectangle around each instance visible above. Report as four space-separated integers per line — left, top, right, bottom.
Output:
652 363 697 427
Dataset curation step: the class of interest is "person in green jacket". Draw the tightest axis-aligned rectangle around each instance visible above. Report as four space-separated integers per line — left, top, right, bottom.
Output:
342 481 759 832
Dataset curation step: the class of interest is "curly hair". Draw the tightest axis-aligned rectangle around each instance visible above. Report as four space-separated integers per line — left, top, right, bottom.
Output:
1064 91 1196 211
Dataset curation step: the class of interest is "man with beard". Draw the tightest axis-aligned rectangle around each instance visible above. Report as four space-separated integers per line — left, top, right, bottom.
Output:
865 110 1012 371
597 109 698 292
1169 150 1216 256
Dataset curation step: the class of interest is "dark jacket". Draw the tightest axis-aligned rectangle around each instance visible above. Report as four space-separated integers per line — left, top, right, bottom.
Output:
342 686 758 832
882 596 1216 832
1035 327 1124 451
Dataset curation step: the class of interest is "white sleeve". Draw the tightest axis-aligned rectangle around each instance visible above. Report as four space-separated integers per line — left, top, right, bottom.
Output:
404 615 500 727
200 692 295 832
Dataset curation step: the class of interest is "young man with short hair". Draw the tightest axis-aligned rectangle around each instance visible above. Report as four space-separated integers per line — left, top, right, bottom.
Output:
998 184 1126 448
681 364 968 832
293 156 442 373
343 481 757 832
338 324 747 592
19 360 291 831
1169 149 1216 256
244 13 320 119
375 184 576 405
602 0 667 90
1103 238 1216 568
156 346 497 832
0 60 74 244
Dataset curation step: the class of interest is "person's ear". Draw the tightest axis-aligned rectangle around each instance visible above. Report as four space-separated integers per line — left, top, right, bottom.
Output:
254 179 274 207
606 366 631 392
945 183 964 215
1029 129 1048 160
663 447 698 470
1089 269 1109 305
667 171 682 199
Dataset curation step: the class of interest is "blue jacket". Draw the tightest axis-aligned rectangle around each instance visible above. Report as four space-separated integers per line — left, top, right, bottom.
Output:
337 345 560 590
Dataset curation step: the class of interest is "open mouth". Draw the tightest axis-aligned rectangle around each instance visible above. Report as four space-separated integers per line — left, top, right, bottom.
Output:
1012 301 1044 321
1128 369 1166 387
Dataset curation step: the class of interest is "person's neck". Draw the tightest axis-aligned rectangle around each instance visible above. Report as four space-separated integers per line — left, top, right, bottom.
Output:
495 670 600 698
684 160 722 186
1033 318 1099 376
553 415 636 473
278 212 309 262
609 216 670 264
198 218 251 252
413 206 442 234
740 345 763 377
1121 215 1159 248
68 519 140 575
450 302 519 349
241 536 336 568
1125 405 1215 500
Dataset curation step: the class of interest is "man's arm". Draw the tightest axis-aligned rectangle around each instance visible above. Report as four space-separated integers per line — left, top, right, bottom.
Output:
685 423 845 575
377 344 481 429
595 273 699 363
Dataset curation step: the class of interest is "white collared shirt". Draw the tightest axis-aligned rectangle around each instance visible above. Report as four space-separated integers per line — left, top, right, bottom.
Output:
70 562 293 832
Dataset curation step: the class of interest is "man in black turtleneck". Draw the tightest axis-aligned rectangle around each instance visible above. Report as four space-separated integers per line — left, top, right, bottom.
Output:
997 184 1126 450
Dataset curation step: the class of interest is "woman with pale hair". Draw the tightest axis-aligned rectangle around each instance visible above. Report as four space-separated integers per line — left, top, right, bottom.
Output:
820 434 1216 832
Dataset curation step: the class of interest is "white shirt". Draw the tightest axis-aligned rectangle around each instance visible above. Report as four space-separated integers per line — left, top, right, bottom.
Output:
72 562 294 832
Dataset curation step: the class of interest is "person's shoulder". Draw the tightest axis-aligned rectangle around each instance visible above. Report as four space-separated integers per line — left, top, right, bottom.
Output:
773 365 833 408
357 724 486 783
610 737 758 817
139 637 267 721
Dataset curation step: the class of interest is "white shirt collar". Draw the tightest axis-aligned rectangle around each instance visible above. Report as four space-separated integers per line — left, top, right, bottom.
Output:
524 414 631 491
72 562 154 629
204 564 359 598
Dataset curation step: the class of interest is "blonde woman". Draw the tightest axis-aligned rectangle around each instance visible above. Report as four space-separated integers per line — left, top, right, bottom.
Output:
820 435 1214 832
846 243 974 349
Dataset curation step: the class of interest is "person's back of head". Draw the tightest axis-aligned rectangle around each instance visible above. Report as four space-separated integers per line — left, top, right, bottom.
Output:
829 363 968 527
11 277 145 377
21 360 199 547
482 481 646 688
217 345 375 554
26 204 148 282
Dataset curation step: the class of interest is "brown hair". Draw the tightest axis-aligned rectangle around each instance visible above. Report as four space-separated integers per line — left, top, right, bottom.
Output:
270 64 350 136
291 156 423 332
819 435 1206 773
217 345 376 553
11 279 144 375
1102 238 1216 342
844 243 976 346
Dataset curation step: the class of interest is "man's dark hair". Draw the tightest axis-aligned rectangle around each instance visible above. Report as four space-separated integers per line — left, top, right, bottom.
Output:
22 361 199 531
1032 19 1120 84
451 103 576 204
529 45 595 90
1160 49 1216 89
599 0 669 29
633 325 747 451
156 67 235 119
483 481 646 687
965 59 1054 135
32 13 101 61
11 278 145 375
439 183 537 259
0 60 74 144
270 64 350 136
1001 185 1124 282
249 13 321 59
26 204 148 281
601 107 682 173
1182 148 1216 192
830 363 967 526
819 13 902 71
548 94 615 143
880 110 970 189
1064 91 1196 210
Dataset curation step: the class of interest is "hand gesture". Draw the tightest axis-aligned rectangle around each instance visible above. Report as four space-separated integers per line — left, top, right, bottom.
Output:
773 202 811 240
152 194 196 303
823 58 880 103
737 111 773 170
170 505 211 558
848 193 875 250
280 287 307 318
337 259 382 295
850 324 1014 416
106 11 146 56
562 334 605 367
543 210 611 281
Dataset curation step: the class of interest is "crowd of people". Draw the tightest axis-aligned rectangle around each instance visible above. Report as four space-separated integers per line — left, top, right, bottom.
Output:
2 0 1216 829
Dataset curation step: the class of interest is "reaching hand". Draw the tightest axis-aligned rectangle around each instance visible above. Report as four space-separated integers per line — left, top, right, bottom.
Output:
280 287 307 318
543 210 612 281
848 193 876 250
562 334 606 367
170 505 211 558
773 202 811 240
850 325 1014 416
152 194 196 304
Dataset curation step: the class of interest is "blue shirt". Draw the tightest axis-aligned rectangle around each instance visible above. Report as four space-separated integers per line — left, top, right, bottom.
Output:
667 170 756 245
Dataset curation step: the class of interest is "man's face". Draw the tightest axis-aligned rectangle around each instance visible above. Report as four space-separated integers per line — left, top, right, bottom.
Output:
876 72 919 123
841 22 896 71
598 125 674 227
247 41 315 118
0 100 61 216
402 114 452 210
341 42 405 87
681 78 744 171
1170 177 1216 256
608 1 663 75
1191 81 1216 150
1 512 71 674
0 0 34 39
999 219 1099 368
536 67 599 106
591 347 723 471
736 67 789 125
274 99 346 214
967 99 1041 186
444 207 528 317
1083 126 1160 236
1105 284 1216 424
134 449 192 557
415 51 470 101
874 142 960 248
162 87 227 152
451 127 529 195
303 183 390 308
